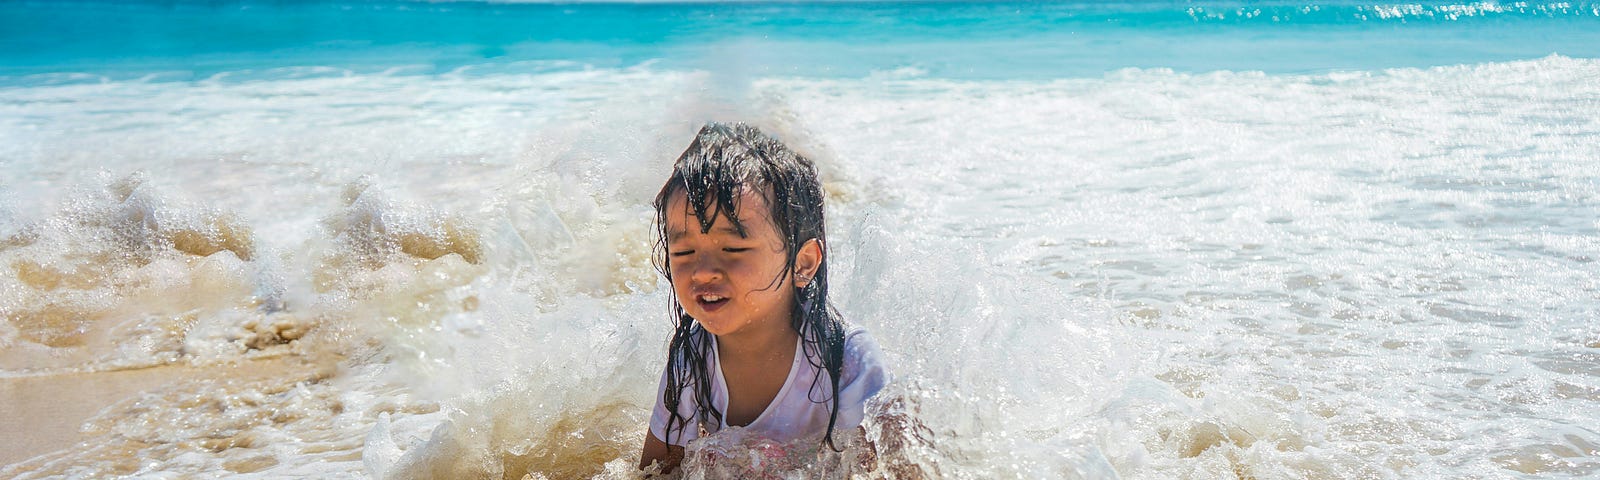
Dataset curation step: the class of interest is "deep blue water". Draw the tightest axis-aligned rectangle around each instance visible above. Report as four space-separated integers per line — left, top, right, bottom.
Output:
3 0 1600 81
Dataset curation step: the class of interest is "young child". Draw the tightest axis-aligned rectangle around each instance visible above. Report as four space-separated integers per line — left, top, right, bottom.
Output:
638 122 890 474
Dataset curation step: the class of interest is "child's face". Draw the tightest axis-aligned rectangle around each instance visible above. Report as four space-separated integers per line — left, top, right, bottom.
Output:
663 186 797 338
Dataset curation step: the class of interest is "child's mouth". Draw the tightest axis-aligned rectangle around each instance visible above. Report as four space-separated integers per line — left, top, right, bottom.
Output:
697 294 729 311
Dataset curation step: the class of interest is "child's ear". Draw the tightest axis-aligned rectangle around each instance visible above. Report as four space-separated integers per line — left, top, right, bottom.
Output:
794 239 823 288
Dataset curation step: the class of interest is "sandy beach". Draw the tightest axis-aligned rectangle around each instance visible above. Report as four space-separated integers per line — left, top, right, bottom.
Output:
0 355 335 469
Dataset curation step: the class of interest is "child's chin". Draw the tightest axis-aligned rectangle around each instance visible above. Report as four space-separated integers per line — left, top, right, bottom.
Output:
696 320 731 336
694 316 740 336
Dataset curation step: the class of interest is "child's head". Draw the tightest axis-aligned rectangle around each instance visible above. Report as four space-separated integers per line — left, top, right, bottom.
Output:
653 122 849 447
653 122 830 337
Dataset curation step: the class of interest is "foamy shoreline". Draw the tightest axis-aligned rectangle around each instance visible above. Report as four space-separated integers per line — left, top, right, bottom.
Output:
0 355 337 470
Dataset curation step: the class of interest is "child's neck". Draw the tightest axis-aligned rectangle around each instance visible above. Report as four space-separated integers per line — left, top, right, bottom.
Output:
715 320 800 362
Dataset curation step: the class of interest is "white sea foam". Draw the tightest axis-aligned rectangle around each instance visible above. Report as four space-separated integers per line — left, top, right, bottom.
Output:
3 55 1599 478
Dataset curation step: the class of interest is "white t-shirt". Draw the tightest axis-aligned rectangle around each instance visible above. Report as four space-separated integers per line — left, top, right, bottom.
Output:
649 325 891 446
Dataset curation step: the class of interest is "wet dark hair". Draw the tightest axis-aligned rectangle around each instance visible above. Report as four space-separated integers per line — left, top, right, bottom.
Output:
653 122 848 450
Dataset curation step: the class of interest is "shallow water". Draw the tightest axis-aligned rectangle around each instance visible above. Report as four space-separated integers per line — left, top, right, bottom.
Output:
3 1 1600 479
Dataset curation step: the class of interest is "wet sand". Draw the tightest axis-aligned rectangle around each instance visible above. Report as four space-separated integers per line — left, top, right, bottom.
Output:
0 356 330 467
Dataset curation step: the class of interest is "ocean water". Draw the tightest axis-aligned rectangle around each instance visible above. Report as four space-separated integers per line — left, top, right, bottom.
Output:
1 0 1598 478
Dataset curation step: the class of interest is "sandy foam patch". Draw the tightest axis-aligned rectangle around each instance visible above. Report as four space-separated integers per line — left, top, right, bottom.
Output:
0 355 335 469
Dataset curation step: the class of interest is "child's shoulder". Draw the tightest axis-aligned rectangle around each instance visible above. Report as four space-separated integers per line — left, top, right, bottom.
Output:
840 323 874 351
838 323 890 380
833 323 892 404
840 322 880 349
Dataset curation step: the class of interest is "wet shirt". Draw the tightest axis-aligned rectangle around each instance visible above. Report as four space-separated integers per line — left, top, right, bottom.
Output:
649 326 891 446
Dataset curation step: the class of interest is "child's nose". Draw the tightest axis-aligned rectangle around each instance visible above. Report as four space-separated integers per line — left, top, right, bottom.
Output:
688 256 723 282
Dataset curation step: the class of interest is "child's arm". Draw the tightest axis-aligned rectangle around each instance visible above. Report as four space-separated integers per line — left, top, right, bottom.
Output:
858 404 933 479
638 430 684 475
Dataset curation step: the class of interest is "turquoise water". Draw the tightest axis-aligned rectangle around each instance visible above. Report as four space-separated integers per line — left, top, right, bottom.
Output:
4 0 1600 81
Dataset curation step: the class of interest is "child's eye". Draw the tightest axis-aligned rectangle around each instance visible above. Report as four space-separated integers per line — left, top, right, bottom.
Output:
722 247 750 253
671 250 694 257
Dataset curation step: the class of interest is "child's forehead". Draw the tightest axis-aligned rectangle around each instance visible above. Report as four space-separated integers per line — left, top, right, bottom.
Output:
664 184 771 214
663 186 776 237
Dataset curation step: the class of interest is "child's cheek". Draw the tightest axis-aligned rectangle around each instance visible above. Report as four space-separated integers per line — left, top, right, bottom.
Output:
671 279 695 306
